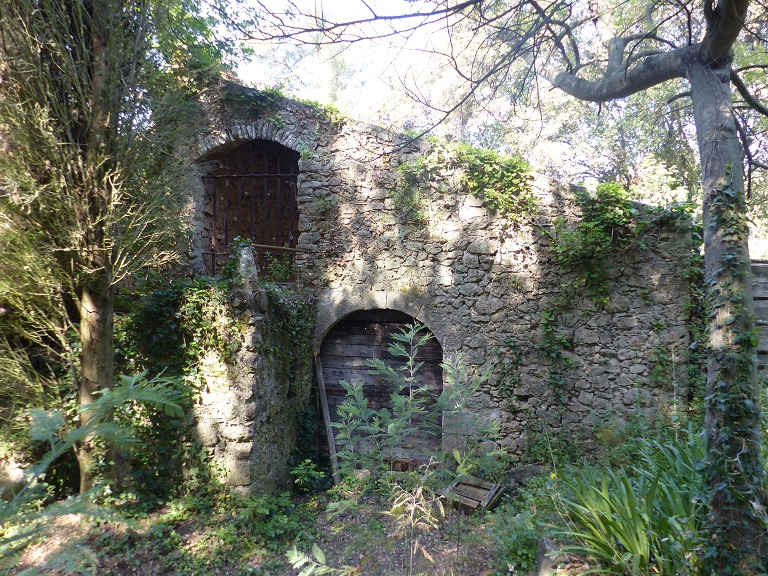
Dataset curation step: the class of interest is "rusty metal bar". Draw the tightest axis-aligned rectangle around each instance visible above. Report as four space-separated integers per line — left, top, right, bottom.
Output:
204 173 298 178
276 154 282 247
249 151 255 241
210 175 218 275
224 162 230 248
262 152 268 246
202 243 309 256
236 147 243 240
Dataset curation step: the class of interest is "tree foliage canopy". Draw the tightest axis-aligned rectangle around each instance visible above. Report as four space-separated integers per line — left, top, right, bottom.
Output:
0 0 231 492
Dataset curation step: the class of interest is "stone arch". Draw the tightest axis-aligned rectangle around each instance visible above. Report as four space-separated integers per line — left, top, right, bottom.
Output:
194 119 303 161
314 288 460 354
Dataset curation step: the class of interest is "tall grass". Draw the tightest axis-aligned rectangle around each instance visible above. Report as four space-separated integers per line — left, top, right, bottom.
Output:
557 427 706 575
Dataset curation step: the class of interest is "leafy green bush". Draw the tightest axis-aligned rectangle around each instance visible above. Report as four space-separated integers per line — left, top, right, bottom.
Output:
488 508 541 575
487 471 565 575
291 459 327 493
456 144 535 222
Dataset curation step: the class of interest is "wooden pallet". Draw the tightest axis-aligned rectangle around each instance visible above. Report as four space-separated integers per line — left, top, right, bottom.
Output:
441 475 504 512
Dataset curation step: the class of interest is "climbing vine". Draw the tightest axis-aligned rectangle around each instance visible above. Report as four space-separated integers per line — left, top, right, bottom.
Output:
535 284 577 402
540 183 689 400
394 156 432 225
222 87 287 127
493 337 525 410
114 262 316 502
549 183 652 301
222 87 346 131
699 168 767 574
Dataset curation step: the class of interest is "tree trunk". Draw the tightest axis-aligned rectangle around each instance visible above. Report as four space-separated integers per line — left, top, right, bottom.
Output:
75 0 117 494
689 57 767 572
77 271 114 494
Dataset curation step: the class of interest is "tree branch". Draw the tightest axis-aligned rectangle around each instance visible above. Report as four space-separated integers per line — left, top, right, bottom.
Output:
699 0 750 64
247 0 482 44
547 45 692 102
731 69 768 118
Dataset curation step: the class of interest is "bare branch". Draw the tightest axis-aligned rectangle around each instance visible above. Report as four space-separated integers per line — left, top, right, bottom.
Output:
248 0 482 45
731 69 768 118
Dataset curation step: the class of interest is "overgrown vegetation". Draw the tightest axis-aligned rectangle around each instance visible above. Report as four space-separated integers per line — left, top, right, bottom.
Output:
456 144 535 222
535 182 693 400
7 304 768 575
109 247 315 505
0 373 184 573
393 138 535 226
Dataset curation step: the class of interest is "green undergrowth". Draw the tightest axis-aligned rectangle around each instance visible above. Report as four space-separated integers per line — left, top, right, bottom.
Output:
89 487 321 576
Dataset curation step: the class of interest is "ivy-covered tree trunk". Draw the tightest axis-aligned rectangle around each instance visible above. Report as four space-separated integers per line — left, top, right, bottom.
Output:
689 58 767 571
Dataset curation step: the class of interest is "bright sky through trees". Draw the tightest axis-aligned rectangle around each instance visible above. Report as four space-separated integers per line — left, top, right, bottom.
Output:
235 1 695 203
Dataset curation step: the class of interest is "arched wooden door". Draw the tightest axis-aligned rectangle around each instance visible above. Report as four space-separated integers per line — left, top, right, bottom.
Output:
319 310 444 460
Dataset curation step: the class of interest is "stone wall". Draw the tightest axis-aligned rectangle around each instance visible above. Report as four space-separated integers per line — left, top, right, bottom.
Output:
190 247 314 495
189 83 692 475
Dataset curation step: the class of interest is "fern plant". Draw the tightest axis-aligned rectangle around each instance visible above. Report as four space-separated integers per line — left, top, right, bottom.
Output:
0 372 183 572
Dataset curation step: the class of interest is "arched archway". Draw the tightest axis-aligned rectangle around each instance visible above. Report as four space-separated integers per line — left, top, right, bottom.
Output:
318 309 444 460
199 139 300 274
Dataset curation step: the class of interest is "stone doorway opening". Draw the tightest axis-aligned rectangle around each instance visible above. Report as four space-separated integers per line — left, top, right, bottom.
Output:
200 139 300 275
318 309 444 464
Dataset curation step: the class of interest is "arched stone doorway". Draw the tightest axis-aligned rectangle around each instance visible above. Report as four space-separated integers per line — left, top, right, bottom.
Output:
318 309 444 461
200 139 300 275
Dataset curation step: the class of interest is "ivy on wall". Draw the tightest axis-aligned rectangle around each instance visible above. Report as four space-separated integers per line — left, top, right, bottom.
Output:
540 183 692 400
455 144 535 222
221 85 346 131
549 183 652 302
114 267 316 502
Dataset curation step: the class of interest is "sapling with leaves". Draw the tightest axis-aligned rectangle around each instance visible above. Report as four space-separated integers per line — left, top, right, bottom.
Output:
332 379 380 476
435 355 503 482
333 322 440 480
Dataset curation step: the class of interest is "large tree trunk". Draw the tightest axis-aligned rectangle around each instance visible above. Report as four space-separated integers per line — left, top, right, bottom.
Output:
77 272 114 493
689 57 767 572
76 0 116 494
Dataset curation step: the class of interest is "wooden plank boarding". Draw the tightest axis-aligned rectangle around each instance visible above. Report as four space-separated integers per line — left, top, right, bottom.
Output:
441 475 504 512
314 354 340 484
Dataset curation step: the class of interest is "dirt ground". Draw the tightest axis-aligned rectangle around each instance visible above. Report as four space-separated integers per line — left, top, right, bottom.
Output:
13 498 593 576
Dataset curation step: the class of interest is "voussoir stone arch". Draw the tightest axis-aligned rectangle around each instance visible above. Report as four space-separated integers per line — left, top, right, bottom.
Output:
313 287 461 355
194 119 303 160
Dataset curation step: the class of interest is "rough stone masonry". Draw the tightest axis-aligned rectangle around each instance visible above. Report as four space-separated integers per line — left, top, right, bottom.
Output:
185 82 692 493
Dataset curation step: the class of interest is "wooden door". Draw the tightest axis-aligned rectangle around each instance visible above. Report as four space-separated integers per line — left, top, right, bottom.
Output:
319 310 443 460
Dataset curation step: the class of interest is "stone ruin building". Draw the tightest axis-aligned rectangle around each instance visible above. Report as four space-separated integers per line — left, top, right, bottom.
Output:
183 82 692 495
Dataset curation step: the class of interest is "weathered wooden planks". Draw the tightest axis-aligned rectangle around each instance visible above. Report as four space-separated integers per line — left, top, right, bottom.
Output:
441 475 505 512
318 310 444 461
